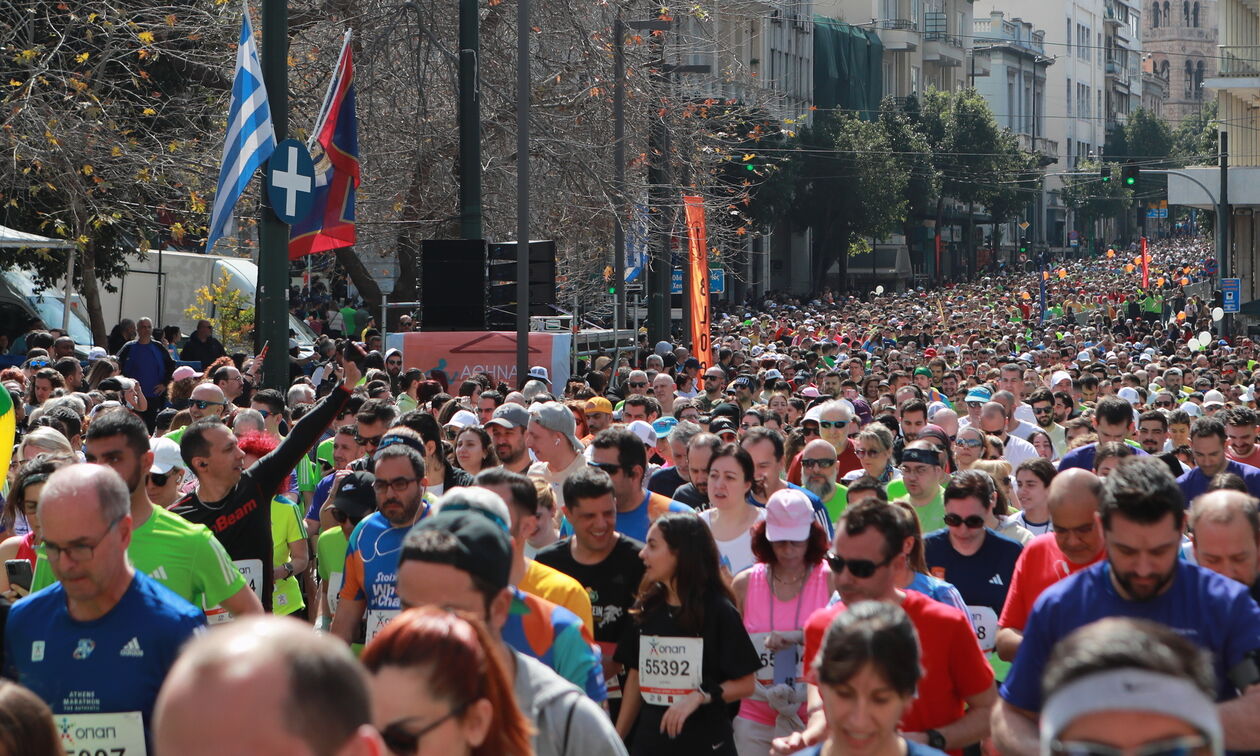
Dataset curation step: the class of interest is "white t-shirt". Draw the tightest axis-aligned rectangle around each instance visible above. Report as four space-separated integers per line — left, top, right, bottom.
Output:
698 507 767 577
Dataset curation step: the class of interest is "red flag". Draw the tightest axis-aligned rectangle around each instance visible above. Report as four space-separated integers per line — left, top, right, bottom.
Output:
683 196 710 372
1140 237 1150 289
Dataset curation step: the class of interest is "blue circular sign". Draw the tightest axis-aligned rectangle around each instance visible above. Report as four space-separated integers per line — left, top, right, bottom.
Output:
266 138 316 224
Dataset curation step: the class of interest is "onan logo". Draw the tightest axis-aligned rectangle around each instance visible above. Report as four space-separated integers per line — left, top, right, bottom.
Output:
648 638 689 655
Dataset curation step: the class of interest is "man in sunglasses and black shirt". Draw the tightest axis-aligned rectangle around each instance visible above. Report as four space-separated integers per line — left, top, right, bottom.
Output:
776 499 998 755
172 358 360 613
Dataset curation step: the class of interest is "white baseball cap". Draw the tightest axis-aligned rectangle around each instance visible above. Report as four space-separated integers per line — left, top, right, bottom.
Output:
149 437 186 475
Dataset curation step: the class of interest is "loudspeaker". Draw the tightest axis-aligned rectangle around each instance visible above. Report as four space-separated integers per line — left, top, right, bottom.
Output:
486 240 557 329
421 239 487 330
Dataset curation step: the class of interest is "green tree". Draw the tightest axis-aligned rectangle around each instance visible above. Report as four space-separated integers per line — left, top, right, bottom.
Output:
1060 159 1132 238
878 96 939 260
788 113 906 285
1172 100 1219 166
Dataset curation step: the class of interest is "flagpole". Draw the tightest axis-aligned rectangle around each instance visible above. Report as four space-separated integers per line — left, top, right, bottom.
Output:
258 0 290 390
307 30 352 150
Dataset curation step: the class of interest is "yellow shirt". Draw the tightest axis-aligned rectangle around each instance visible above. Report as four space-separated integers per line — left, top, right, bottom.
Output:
520 559 595 634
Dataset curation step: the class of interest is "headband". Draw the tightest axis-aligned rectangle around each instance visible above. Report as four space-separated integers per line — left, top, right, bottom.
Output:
900 447 941 467
373 433 428 460
1040 669 1222 756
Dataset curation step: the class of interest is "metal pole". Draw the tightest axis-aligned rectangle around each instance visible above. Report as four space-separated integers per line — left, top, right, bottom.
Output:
61 246 75 333
458 0 482 239
646 31 669 345
1220 131 1230 336
515 0 530 386
613 16 625 375
258 0 289 390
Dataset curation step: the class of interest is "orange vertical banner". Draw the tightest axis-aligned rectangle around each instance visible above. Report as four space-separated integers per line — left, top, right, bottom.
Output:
683 195 711 371
1140 236 1150 289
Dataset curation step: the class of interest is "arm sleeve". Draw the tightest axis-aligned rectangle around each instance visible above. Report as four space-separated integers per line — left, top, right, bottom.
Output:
195 529 249 608
552 616 606 701
254 386 350 496
949 611 996 698
998 548 1034 631
339 540 367 603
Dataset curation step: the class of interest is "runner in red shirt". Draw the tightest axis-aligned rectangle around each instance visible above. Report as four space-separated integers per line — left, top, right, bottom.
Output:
995 468 1105 662
773 499 996 756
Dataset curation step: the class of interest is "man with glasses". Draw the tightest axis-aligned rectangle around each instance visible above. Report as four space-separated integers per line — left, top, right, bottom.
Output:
353 398 397 463
588 426 691 542
623 369 650 398
957 386 991 431
979 401 1038 469
800 438 847 523
4 465 207 744
174 359 359 612
211 364 249 408
778 499 998 755
164 383 231 443
787 400 859 485
743 427 833 537
1026 388 1066 457
925 470 1023 675
893 441 949 533
694 366 727 412
180 319 227 368
331 440 430 646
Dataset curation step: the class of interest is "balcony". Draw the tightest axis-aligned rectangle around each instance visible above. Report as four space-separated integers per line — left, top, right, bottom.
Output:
1207 48 1260 99
876 19 919 52
1103 3 1122 26
1017 134 1059 157
923 32 966 67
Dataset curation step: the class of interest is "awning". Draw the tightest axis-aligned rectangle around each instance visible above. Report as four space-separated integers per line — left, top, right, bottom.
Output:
0 223 73 249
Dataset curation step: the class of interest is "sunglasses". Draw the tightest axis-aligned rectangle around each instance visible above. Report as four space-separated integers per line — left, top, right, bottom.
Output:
943 513 986 529
801 458 835 468
853 448 885 457
819 420 848 429
256 409 273 419
1049 735 1210 756
381 703 470 756
27 359 49 368
149 471 173 487
1156 400 1173 407
824 551 893 579
1032 406 1053 415
356 434 383 448
629 382 648 388
954 438 983 448
587 460 624 474
192 399 226 410
801 426 820 436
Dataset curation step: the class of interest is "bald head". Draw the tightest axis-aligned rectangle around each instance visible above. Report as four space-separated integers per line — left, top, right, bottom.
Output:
1190 491 1260 586
1048 468 1103 516
1049 468 1104 565
39 463 129 524
155 617 374 756
802 438 838 460
189 383 228 420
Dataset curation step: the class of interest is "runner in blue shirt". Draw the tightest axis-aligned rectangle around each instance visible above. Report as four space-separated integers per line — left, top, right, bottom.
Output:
992 457 1260 755
1178 416 1260 502
3 465 205 751
587 427 692 542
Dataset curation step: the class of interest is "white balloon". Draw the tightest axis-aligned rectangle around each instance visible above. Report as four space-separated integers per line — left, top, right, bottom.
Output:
875 285 885 295
1187 337 1200 351
1213 307 1225 321
1199 331 1211 344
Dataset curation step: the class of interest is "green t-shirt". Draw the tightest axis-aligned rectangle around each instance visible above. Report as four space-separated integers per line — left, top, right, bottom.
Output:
340 306 357 336
31 505 246 610
271 496 308 615
821 485 849 525
163 425 187 444
887 481 946 534
317 526 350 617
297 455 321 493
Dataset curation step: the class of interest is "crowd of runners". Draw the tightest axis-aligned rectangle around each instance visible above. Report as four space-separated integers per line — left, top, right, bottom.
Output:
0 234 1257 756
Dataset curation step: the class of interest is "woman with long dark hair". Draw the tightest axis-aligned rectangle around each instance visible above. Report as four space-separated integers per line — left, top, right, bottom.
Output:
615 512 760 755
362 606 533 756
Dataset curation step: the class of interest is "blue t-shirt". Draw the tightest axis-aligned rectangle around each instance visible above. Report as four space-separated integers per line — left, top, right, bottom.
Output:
119 340 170 398
792 740 947 756
1179 459 1260 503
1001 559 1260 711
924 529 1023 613
614 491 693 543
3 571 206 742
907 571 970 616
306 472 339 521
748 482 836 538
1057 441 1149 473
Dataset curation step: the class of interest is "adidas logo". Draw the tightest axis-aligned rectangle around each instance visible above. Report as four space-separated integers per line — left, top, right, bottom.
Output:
120 637 144 658
150 565 168 581
988 574 1004 586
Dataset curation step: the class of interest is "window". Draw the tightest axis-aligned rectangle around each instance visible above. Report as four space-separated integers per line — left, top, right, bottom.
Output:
1192 2 1199 26
1195 59 1205 98
1066 18 1073 54
1067 78 1073 116
1152 2 1160 26
1182 0 1189 24
1184 59 1193 96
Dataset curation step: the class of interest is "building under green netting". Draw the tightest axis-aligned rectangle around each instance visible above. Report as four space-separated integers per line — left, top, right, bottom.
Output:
812 17 883 118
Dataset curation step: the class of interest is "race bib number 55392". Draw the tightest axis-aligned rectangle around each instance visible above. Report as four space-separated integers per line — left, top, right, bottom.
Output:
639 635 703 706
57 711 146 756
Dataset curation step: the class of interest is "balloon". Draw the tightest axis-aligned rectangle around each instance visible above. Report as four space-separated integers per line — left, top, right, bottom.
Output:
1058 269 1068 279
1021 292 1031 301
1124 264 1135 273
1134 255 1143 265
1187 337 1200 351
1213 307 1225 321
875 285 885 295
1199 331 1212 345
1177 312 1187 322
1156 277 1165 287
1181 277 1190 285
1107 249 1116 258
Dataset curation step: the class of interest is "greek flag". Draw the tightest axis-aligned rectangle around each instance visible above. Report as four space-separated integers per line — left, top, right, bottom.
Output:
205 2 275 254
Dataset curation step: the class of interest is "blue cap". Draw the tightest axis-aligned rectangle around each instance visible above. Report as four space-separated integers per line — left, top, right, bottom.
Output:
965 386 992 404
652 417 678 438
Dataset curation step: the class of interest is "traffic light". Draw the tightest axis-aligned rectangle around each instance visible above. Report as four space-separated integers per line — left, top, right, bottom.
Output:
1122 165 1140 186
1019 237 1029 255
1100 164 1111 183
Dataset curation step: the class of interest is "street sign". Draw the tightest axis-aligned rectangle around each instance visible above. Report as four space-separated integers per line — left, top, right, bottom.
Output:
1205 257 1218 276
671 268 725 294
1223 277 1241 313
266 139 315 224
1018 221 1030 230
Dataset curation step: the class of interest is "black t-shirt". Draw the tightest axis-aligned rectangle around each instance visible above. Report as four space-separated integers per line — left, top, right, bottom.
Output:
172 386 350 610
535 535 646 645
614 591 759 755
671 482 708 510
923 528 1023 613
647 467 685 498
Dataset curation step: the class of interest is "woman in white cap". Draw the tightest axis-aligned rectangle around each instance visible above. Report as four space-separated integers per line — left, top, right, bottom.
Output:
731 489 832 756
1038 617 1222 756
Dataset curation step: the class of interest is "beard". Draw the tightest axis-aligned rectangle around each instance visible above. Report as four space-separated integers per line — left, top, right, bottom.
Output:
1112 564 1175 601
804 476 836 502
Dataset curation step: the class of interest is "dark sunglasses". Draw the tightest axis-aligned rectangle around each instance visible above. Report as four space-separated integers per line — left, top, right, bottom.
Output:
824 551 893 579
801 426 820 437
192 399 226 410
256 409 273 419
27 359 49 368
149 471 173 487
380 703 469 755
629 381 648 388
801 458 835 468
1032 406 1053 414
356 434 383 447
587 460 624 474
943 513 986 529
819 420 848 429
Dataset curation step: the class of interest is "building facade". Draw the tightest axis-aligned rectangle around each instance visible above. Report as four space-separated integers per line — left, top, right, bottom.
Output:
1141 0 1216 125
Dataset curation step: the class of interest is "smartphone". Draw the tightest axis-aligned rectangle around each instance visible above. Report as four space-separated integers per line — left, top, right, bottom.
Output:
5 559 32 592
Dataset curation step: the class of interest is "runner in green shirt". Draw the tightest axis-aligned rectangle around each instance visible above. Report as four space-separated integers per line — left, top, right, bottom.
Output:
888 442 948 533
33 412 263 620
271 495 308 616
314 470 377 649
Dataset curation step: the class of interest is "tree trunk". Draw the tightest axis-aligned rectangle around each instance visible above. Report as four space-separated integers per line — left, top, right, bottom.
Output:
335 247 381 312
80 241 106 346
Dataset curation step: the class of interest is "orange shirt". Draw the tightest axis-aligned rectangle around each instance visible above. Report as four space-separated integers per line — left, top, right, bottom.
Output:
997 533 1104 632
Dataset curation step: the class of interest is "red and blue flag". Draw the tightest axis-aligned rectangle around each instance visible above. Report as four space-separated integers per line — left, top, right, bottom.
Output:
289 32 359 259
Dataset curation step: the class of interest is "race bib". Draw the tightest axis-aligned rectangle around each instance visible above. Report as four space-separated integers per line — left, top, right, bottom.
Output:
969 605 999 652
203 559 266 624
749 632 803 687
639 635 703 706
56 711 147 756
365 609 400 644
326 571 344 616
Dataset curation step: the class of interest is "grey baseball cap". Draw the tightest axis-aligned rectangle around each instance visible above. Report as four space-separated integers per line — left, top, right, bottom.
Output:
486 403 530 430
529 401 583 453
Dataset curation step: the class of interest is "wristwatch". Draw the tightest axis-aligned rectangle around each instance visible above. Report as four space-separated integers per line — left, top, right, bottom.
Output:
283 563 294 578
925 729 946 750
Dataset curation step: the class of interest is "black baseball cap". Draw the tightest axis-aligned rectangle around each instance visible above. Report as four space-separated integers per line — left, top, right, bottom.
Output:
331 470 378 522
403 511 512 592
